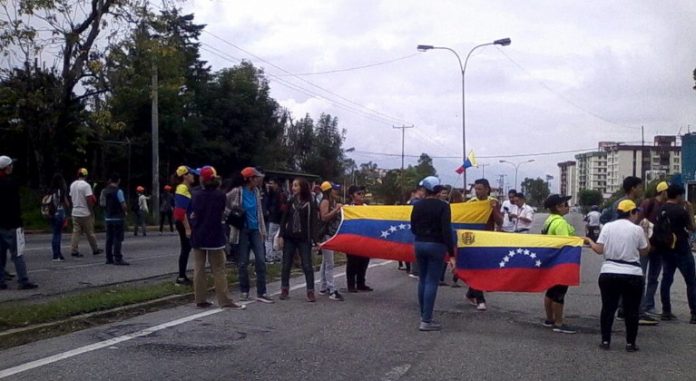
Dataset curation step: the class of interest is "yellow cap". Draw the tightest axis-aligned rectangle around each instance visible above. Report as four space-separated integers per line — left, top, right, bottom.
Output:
77 168 88 177
617 199 638 213
320 181 333 192
656 181 668 193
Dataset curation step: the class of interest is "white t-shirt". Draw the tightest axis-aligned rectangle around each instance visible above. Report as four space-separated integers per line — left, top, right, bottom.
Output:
597 219 648 276
69 179 94 217
500 200 518 232
586 211 601 226
515 204 535 231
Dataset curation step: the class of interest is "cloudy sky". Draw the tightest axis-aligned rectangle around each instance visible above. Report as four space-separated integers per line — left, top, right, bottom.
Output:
181 0 696 191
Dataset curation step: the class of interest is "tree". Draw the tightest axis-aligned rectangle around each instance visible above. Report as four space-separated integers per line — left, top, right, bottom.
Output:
520 177 550 207
301 113 346 179
577 189 603 211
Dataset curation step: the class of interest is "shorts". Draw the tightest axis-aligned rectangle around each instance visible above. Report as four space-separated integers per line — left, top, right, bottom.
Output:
545 285 568 304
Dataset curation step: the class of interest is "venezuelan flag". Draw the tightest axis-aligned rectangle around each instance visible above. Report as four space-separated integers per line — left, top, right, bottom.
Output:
320 202 491 262
455 230 583 292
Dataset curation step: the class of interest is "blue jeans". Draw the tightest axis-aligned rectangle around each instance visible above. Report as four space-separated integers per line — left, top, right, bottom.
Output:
415 241 446 323
660 242 696 315
281 237 314 290
238 229 267 295
106 220 125 262
640 250 662 313
0 228 30 285
51 209 65 258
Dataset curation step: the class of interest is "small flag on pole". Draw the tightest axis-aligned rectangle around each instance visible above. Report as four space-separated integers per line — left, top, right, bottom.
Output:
455 151 478 174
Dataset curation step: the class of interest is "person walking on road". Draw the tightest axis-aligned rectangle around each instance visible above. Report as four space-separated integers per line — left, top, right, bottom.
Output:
103 173 129 266
345 184 374 293
133 186 149 236
263 178 283 262
159 185 174 233
68 168 102 257
190 166 245 310
411 176 453 331
511 193 534 233
0 155 38 290
586 199 649 352
317 181 344 301
228 167 273 303
541 194 578 334
173 165 198 286
279 178 319 302
584 205 601 242
48 173 70 261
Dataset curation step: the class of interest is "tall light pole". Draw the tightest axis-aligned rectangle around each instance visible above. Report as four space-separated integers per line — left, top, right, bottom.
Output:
343 147 355 201
499 159 535 191
393 125 414 203
417 38 511 194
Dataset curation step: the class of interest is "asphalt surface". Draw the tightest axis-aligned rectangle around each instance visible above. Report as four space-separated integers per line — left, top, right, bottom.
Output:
1 213 696 380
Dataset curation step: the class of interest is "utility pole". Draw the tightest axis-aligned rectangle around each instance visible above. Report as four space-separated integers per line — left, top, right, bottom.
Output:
498 174 507 198
393 125 414 203
151 58 160 223
478 163 489 179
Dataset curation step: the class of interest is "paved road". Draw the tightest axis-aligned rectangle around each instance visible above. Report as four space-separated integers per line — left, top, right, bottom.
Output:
1 231 182 303
1 213 696 380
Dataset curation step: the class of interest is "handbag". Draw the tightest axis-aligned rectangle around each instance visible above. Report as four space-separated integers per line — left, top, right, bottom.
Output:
226 206 246 229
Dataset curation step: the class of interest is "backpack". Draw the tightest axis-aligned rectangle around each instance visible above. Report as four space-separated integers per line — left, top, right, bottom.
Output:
40 192 57 219
651 207 675 249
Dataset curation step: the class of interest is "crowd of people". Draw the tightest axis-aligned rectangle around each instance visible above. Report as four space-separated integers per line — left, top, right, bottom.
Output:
1 154 695 353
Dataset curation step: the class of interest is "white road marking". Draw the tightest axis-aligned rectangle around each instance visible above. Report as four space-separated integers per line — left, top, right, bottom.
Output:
0 260 393 379
381 364 412 381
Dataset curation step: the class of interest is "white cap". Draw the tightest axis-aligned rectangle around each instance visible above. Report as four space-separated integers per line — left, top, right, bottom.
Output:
418 176 441 192
0 156 14 169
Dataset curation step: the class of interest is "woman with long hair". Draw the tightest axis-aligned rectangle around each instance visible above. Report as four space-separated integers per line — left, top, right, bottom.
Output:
173 165 198 286
49 173 70 261
318 181 344 301
279 177 319 302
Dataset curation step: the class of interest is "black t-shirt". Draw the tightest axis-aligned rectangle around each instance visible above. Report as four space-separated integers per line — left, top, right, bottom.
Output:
410 198 454 255
662 202 691 246
0 175 22 229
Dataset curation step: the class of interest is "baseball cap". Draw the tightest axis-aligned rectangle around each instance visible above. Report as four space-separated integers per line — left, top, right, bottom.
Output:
241 167 264 179
419 176 442 192
136 186 145 193
348 185 366 195
77 167 89 177
617 199 640 213
543 194 572 209
320 181 341 192
200 166 220 183
163 185 172 191
656 181 669 193
0 156 16 169
176 165 199 177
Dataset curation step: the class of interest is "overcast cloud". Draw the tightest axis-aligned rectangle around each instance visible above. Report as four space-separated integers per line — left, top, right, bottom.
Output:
182 0 696 190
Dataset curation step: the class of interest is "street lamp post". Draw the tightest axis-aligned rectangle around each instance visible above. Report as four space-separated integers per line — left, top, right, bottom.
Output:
343 147 355 201
417 38 511 194
499 159 535 192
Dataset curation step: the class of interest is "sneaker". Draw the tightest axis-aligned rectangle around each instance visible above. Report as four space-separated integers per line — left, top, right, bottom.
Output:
256 294 274 304
52 257 65 262
599 341 610 350
638 315 659 326
318 288 328 295
280 288 289 300
553 324 577 334
466 296 477 306
175 277 192 286
419 321 442 332
357 285 374 292
329 291 344 301
661 312 677 321
18 282 38 290
542 320 554 328
221 302 246 310
625 343 640 352
196 302 213 308
93 249 103 255
306 291 316 302
645 309 659 318
408 274 419 279
113 260 130 266
476 302 487 311
71 252 83 258
240 292 249 301
4 271 14 280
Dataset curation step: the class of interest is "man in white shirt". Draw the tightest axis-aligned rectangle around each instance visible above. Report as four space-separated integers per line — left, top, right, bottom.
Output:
512 193 534 233
500 189 518 232
69 168 102 257
584 205 602 241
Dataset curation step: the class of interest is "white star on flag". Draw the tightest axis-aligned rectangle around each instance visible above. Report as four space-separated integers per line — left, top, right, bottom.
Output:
389 226 397 233
523 249 530 255
503 257 510 263
517 248 523 254
530 253 536 259
398 224 406 230
508 250 515 256
535 260 542 267
499 262 505 268
380 231 389 238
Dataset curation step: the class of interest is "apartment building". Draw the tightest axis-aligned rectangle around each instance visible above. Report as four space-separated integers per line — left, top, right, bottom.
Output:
557 161 577 205
574 150 608 196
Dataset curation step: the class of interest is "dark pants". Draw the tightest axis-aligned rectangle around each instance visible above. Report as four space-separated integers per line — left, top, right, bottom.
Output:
105 220 125 262
660 242 696 315
159 210 173 232
346 254 370 290
51 210 65 259
175 221 191 278
0 228 30 286
238 228 267 296
134 210 147 236
640 250 662 314
281 237 314 291
415 242 446 323
466 287 486 303
599 273 643 345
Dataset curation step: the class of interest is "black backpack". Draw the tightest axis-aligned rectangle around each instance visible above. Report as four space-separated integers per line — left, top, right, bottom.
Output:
651 207 675 249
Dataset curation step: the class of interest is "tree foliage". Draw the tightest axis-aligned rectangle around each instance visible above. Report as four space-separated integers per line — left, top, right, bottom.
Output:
520 177 550 207
577 189 603 208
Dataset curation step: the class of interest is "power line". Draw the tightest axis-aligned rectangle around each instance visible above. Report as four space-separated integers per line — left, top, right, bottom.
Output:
352 147 599 160
275 54 420 76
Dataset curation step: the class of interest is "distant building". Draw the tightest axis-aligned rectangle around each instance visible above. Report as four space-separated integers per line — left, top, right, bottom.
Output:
557 161 577 205
575 150 608 196
683 132 696 182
